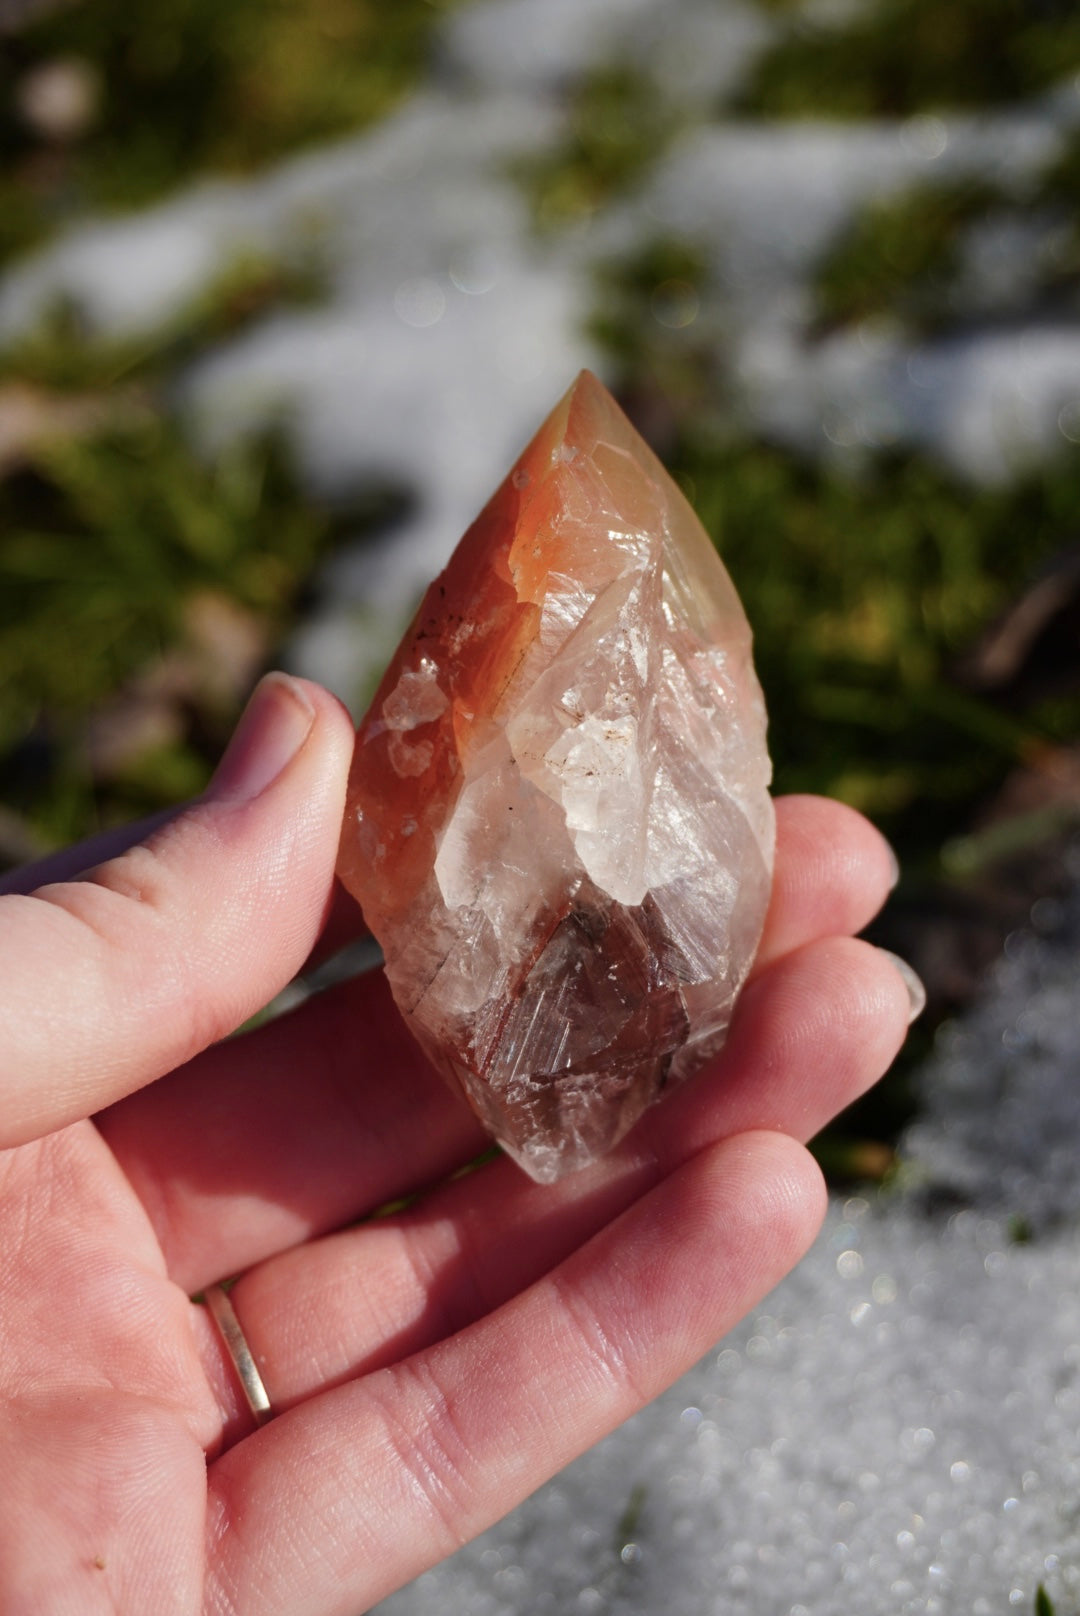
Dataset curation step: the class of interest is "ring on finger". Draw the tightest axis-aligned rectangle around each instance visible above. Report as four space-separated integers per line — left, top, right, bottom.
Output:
203 1282 274 1428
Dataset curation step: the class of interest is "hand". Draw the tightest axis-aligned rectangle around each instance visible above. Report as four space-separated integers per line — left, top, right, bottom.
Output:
0 673 914 1615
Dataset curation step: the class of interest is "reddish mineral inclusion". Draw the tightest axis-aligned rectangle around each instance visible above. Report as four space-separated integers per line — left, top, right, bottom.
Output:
338 371 774 1182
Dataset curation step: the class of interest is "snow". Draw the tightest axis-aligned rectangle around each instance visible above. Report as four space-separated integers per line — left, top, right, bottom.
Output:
618 101 1080 480
440 0 770 106
440 0 663 89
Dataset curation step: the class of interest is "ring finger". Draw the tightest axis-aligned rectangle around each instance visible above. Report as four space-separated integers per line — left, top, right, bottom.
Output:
195 934 913 1447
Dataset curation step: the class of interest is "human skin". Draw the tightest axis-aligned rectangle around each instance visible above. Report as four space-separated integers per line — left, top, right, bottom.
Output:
0 672 915 1615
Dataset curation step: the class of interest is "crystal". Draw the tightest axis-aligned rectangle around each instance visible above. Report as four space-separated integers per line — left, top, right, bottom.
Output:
337 372 774 1183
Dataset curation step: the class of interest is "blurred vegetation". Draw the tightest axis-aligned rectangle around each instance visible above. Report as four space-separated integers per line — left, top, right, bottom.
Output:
0 259 394 856
0 0 458 855
0 0 466 267
741 0 1080 117
813 178 1006 335
1 418 332 849
513 63 684 232
813 150 1080 336
2 0 1079 1182
702 448 1076 835
4 250 328 390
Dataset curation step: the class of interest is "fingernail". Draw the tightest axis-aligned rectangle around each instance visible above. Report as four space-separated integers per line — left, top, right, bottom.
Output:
876 948 926 1024
885 842 901 890
208 673 316 803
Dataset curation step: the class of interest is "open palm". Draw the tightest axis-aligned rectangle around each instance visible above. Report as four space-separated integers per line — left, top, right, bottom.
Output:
0 675 913 1615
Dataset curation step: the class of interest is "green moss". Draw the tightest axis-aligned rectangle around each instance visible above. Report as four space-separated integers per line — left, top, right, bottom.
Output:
813 179 1008 334
514 65 684 231
741 0 1080 118
0 416 354 848
688 435 1078 857
813 137 1080 337
590 239 709 358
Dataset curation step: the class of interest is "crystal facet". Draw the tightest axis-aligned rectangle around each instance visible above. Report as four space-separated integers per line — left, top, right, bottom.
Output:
337 372 774 1182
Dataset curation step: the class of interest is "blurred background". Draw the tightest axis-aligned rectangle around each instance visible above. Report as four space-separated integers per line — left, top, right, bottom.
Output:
2 0 1080 1177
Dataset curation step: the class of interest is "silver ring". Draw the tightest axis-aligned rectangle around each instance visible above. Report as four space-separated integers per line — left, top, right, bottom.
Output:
203 1283 274 1427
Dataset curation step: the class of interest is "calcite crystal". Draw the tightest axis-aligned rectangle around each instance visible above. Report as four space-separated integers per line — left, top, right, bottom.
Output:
338 372 774 1183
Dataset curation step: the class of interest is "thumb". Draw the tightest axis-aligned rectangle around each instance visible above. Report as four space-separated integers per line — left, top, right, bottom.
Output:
0 674 355 1149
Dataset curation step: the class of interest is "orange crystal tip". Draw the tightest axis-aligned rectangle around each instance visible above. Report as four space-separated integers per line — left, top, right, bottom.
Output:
337 370 774 1182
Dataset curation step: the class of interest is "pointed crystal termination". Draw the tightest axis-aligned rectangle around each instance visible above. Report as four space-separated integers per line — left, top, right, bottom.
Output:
337 372 774 1183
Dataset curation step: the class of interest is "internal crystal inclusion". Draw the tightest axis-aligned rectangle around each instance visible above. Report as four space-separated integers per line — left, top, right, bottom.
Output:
337 371 774 1183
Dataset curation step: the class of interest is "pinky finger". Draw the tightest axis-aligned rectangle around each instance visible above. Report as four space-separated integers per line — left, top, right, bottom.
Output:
203 1131 824 1616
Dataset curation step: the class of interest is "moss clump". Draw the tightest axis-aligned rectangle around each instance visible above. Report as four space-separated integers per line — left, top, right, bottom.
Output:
688 435 1080 857
514 64 684 231
740 0 1080 118
813 179 1008 334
